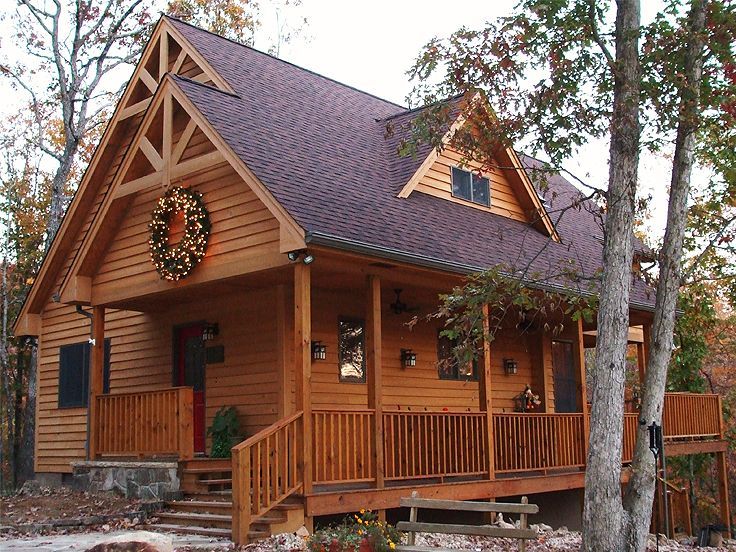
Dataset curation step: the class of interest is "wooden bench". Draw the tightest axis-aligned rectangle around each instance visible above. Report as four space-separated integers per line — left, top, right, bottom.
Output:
396 494 539 552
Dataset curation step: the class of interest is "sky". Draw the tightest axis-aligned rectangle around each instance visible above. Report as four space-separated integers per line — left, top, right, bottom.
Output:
0 0 692 242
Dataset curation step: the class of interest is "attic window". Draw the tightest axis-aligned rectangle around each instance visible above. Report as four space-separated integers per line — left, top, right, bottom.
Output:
451 166 490 207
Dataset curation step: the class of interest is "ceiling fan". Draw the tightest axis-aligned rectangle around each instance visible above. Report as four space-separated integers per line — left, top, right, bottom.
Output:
390 289 420 315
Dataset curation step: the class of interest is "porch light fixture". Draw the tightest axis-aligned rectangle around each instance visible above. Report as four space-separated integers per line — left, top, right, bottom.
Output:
504 358 518 375
286 249 315 265
311 341 327 361
202 323 219 342
401 349 417 368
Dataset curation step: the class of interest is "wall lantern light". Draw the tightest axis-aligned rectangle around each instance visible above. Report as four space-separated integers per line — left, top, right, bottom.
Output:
401 349 417 368
504 358 518 375
311 341 327 361
202 323 219 342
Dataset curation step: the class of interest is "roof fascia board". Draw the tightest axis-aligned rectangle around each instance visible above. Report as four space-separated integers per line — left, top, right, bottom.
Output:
163 18 235 95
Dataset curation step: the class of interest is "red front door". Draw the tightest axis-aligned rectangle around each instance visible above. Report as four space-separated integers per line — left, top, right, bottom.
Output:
176 324 206 454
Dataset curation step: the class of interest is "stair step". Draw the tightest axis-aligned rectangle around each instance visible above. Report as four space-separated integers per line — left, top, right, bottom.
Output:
180 492 232 501
157 511 232 529
275 500 304 511
199 478 232 486
248 529 270 541
147 523 231 538
254 512 287 525
183 467 233 474
168 500 232 513
180 459 232 471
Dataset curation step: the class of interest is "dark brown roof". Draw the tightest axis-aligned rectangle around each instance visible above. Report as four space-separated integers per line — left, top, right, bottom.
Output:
167 17 656 310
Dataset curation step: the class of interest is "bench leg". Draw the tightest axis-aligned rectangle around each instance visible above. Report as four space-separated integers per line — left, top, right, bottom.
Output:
519 496 528 552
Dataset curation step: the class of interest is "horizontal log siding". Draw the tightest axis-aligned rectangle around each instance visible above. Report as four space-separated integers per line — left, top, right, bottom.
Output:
414 148 529 222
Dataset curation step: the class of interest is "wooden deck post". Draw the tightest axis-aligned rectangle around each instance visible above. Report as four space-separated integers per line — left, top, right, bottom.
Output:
177 387 194 460
294 262 313 526
480 304 495 480
716 451 731 537
88 306 105 460
576 318 590 459
366 275 385 505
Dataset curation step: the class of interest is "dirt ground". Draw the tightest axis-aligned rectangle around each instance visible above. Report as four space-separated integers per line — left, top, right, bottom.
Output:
0 486 143 528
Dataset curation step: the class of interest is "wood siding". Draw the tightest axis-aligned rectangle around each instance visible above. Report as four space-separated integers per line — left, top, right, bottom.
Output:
92 161 282 305
307 286 553 413
37 287 281 473
414 148 529 222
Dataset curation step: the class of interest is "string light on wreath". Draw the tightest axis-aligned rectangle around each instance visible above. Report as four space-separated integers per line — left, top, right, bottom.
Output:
149 186 211 281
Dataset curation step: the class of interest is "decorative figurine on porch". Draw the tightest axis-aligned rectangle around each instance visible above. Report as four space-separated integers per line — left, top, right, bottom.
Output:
515 385 541 412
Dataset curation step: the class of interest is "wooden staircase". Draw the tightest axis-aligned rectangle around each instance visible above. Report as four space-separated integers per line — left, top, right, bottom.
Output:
148 458 304 541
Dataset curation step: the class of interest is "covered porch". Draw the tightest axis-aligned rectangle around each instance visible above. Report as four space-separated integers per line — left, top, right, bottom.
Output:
80 249 730 541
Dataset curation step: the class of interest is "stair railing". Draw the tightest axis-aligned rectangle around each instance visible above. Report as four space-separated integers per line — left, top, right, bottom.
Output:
231 411 304 544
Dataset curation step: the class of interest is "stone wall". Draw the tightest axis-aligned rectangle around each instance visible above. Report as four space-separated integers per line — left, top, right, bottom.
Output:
71 461 179 501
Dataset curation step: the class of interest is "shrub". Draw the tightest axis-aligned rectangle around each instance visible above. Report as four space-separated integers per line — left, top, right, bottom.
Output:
306 510 402 552
207 406 240 458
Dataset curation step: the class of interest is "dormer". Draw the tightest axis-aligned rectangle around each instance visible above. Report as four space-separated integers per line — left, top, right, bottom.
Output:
399 141 560 241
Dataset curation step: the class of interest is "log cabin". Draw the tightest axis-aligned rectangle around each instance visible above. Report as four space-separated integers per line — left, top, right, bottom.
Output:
13 15 731 543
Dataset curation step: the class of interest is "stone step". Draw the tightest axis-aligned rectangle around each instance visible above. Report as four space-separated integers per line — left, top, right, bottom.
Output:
146 523 232 538
156 511 232 529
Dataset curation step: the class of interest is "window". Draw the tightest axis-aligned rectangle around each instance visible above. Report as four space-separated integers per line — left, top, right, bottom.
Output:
338 318 365 383
58 340 111 408
437 332 477 381
451 166 490 207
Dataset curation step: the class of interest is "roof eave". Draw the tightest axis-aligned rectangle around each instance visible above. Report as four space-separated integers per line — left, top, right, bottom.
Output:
305 230 657 314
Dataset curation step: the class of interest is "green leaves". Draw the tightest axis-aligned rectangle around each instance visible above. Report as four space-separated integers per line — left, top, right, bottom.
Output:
207 405 241 458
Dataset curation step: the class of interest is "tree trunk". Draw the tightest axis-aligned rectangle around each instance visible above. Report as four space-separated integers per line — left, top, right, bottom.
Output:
45 148 76 248
17 339 37 484
623 2 707 549
582 1 641 550
0 256 15 490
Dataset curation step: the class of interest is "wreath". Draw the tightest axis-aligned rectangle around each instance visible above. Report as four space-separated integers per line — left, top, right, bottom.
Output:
148 186 211 281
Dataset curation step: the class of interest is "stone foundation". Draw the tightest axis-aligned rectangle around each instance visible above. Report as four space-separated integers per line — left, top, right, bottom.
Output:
71 461 179 500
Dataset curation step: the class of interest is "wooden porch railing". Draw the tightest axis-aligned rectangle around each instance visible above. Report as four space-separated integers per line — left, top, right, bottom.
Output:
313 409 375 484
382 411 488 480
622 413 639 463
493 413 586 473
231 410 303 544
663 392 722 439
94 387 193 459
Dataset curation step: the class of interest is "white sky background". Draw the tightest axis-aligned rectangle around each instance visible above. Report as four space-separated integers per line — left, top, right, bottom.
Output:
0 0 702 244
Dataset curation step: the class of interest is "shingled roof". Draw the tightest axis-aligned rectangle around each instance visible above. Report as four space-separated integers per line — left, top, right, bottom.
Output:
167 17 656 310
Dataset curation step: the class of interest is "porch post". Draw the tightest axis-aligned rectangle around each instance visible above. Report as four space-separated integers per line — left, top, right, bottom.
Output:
717 392 732 536
88 306 105 460
366 276 385 494
294 263 313 526
576 318 590 459
638 323 651 386
480 304 495 480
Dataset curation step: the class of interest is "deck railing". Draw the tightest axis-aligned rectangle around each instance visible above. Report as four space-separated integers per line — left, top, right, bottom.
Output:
663 393 722 439
231 410 303 544
313 409 375 484
382 411 488 480
622 413 639 463
94 386 193 459
493 413 586 473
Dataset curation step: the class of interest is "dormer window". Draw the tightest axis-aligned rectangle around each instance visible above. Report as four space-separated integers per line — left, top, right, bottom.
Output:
451 166 490 207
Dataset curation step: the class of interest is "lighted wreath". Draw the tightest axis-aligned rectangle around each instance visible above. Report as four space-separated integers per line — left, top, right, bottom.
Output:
148 186 211 281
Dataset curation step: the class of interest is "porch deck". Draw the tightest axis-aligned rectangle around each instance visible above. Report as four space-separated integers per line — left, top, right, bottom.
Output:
91 388 726 541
